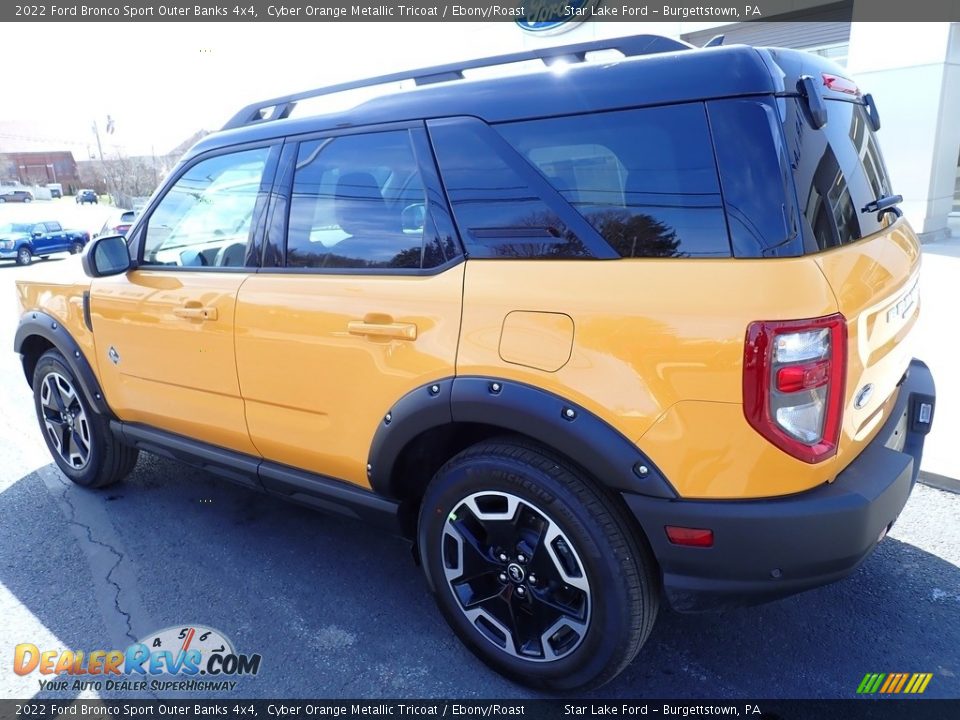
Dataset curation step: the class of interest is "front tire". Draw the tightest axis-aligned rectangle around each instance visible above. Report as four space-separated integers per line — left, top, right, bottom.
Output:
32 349 138 488
16 247 31 266
418 437 659 691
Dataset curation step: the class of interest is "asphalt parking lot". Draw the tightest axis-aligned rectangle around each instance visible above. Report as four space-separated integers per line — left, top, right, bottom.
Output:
0 200 958 701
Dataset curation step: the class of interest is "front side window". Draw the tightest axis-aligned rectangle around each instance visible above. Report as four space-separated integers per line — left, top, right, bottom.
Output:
142 147 270 268
286 130 449 270
497 104 731 258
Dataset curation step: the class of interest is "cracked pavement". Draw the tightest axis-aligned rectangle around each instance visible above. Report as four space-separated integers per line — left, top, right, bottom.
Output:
0 244 958 700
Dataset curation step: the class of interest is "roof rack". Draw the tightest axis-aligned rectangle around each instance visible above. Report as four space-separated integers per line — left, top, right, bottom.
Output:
222 34 692 131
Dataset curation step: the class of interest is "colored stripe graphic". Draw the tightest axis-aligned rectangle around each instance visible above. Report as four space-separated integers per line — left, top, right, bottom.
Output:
857 672 932 694
906 673 933 694
857 673 884 694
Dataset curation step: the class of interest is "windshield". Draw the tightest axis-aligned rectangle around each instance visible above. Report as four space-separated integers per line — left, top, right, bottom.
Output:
0 223 31 234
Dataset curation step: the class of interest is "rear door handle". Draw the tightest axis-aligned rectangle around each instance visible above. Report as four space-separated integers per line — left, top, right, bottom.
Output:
173 302 218 321
347 319 417 340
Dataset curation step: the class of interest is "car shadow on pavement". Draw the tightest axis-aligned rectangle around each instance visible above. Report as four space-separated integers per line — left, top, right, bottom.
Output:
1 460 958 700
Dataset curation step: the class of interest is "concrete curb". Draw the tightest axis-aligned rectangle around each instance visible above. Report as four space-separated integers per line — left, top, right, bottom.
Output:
918 470 960 495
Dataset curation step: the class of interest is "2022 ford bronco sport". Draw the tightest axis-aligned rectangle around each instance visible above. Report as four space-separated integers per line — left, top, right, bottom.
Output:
14 36 937 690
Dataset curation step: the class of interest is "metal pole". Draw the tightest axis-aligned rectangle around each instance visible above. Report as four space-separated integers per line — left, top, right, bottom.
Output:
91 120 104 161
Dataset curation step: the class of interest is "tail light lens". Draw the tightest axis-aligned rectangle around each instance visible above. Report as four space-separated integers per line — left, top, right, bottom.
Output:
743 314 847 463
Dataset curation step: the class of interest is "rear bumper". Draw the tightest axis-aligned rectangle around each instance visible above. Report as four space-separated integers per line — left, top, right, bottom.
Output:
624 358 936 612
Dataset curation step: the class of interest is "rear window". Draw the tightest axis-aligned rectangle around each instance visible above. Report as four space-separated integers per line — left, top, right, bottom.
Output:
496 105 731 258
782 98 894 251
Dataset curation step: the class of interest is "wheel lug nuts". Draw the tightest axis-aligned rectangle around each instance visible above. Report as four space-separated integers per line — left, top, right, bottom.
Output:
498 553 508 562
499 573 507 583
528 574 537 584
516 586 526 596
517 554 526 563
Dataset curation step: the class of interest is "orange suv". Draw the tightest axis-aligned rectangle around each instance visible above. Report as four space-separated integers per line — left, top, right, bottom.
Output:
13 36 936 690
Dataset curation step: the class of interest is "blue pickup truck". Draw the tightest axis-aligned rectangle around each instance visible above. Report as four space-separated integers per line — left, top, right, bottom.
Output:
0 221 90 266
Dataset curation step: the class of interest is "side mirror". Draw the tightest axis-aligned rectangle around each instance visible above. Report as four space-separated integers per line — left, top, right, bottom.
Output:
32 231 43 238
81 235 131 278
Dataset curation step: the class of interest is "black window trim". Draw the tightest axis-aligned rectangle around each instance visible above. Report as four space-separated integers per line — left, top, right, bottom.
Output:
259 119 465 277
128 139 282 273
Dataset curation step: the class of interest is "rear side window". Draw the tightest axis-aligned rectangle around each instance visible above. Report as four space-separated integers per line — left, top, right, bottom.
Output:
428 120 596 259
497 105 731 258
286 130 450 270
782 98 894 251
707 98 803 258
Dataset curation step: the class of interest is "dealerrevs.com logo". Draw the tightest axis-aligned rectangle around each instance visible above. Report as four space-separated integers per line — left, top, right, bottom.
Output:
14 625 261 693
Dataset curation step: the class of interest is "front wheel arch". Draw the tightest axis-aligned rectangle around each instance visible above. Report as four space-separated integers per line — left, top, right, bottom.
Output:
14 313 112 417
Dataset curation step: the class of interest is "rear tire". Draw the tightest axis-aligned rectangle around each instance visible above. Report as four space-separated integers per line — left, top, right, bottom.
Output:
70 242 83 254
32 349 138 488
418 437 659 691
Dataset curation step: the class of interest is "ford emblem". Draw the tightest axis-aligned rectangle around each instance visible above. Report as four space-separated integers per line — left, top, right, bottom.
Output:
515 0 601 35
854 384 874 410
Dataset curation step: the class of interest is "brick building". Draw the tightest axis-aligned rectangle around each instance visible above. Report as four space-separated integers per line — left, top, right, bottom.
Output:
0 151 81 191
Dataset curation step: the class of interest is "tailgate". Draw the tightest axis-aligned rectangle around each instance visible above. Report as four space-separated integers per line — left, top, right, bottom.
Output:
772 68 923 474
815 220 921 471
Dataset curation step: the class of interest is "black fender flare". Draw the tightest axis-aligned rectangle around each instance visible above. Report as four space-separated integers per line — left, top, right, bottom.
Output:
13 310 112 416
367 375 676 500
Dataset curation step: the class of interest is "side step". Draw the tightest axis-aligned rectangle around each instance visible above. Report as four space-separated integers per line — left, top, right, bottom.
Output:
112 421 401 532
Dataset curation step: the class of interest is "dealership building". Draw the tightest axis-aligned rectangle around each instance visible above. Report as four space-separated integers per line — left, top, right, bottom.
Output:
471 14 960 242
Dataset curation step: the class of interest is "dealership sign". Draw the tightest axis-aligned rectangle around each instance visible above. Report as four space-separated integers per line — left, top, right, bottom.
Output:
515 0 603 34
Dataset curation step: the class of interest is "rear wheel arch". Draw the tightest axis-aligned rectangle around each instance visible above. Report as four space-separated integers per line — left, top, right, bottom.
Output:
369 376 675 539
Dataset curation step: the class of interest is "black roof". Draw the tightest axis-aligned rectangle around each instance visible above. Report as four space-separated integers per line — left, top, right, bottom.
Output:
188 40 842 160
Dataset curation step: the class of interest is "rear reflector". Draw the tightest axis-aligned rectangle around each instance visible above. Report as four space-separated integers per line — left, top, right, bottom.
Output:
665 526 714 548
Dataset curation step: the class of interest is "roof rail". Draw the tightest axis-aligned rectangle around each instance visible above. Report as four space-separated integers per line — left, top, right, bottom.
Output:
222 34 692 131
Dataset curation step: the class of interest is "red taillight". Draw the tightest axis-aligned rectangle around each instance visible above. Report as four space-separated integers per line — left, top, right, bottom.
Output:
776 360 829 393
743 314 847 464
665 526 714 548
